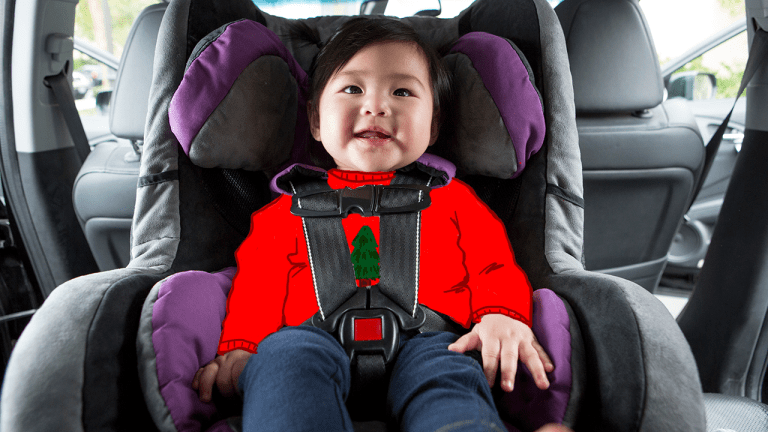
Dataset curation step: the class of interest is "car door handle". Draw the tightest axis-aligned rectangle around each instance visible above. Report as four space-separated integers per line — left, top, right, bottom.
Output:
723 132 744 152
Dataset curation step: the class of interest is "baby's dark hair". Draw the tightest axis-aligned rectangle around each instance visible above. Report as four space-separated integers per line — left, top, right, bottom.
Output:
307 18 451 125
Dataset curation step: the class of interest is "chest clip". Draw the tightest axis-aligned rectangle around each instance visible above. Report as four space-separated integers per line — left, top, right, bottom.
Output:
291 184 431 218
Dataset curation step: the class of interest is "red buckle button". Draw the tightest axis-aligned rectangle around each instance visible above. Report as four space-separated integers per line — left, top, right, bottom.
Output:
354 317 383 341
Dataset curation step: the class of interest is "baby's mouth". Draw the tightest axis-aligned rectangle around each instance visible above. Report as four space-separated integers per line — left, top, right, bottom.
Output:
355 130 391 140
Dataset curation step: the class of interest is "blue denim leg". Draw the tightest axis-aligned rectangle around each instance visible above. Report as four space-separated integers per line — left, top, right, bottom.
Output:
388 331 506 432
237 326 354 432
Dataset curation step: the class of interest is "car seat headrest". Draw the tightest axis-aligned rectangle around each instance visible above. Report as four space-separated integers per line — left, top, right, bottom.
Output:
170 19 310 171
440 32 544 178
169 19 544 179
110 3 167 141
555 0 663 114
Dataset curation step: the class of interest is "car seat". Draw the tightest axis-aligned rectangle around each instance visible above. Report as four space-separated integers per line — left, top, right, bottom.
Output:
73 2 168 271
553 0 706 292
1 0 708 431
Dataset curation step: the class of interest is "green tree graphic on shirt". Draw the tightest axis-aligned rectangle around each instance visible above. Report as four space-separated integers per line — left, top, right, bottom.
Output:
351 225 380 285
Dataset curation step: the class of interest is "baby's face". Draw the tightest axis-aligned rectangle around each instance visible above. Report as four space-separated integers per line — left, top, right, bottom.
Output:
310 41 436 172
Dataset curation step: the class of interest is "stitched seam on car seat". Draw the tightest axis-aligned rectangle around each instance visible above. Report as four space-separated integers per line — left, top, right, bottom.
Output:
132 236 180 248
138 170 180 187
546 183 584 208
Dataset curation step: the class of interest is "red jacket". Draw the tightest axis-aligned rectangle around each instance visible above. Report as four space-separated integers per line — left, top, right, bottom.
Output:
218 168 532 355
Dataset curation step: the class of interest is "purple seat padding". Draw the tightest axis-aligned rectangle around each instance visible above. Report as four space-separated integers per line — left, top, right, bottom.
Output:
149 268 237 432
500 289 572 431
169 19 308 157
143 268 571 432
449 32 545 177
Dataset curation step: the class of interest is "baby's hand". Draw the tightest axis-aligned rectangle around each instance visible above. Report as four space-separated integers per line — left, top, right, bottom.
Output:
448 314 554 392
192 349 252 403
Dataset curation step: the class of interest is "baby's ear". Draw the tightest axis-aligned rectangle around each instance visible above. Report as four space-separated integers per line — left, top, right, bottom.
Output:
428 111 440 146
308 101 321 142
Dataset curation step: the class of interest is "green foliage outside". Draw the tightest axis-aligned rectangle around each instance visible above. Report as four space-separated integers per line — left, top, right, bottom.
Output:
718 0 744 17
675 56 744 99
73 55 98 73
351 226 380 281
75 0 158 58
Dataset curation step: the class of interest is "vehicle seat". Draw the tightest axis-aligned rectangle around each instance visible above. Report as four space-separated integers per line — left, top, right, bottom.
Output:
1 0 708 431
554 0 705 292
72 2 167 271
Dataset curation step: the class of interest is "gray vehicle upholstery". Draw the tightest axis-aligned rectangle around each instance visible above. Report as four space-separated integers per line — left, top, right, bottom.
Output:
72 3 167 271
2 0 712 430
555 0 705 291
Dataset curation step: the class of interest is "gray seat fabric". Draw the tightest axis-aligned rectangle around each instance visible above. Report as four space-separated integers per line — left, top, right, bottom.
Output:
555 0 705 291
72 2 167 271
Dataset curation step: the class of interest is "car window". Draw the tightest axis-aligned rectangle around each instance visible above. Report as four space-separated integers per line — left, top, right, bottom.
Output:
641 0 747 99
73 0 160 132
253 0 563 19
641 0 745 61
668 30 747 99
75 0 159 60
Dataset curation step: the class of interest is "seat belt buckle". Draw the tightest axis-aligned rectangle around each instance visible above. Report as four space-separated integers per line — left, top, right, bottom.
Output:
338 309 400 364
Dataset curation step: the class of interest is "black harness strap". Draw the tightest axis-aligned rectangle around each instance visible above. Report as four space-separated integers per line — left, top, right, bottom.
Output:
302 217 357 318
379 171 432 316
290 178 358 318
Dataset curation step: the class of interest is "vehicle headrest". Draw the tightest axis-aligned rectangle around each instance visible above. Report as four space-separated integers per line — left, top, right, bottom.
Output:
169 19 544 179
554 0 663 113
109 3 167 141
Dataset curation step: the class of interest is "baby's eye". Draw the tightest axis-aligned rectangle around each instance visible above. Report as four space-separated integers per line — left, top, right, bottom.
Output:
343 86 362 94
393 88 412 97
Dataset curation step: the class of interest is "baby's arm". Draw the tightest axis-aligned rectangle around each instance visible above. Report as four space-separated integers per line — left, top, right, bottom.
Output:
448 313 554 392
192 349 252 403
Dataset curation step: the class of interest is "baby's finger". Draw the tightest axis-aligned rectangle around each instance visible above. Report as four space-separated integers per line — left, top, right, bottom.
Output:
448 332 481 353
192 367 203 390
198 363 220 403
480 338 501 388
521 343 550 390
499 342 518 392
216 357 237 398
533 339 555 372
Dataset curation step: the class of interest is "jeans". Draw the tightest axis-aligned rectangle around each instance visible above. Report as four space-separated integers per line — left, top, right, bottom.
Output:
238 325 506 432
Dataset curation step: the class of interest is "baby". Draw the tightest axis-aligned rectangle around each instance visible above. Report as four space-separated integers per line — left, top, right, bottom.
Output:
194 17 558 432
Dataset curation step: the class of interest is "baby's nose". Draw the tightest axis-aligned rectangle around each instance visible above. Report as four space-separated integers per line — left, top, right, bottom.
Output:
365 108 386 116
362 94 389 116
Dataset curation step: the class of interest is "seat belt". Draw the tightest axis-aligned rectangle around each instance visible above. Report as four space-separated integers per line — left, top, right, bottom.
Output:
45 71 91 163
687 26 768 212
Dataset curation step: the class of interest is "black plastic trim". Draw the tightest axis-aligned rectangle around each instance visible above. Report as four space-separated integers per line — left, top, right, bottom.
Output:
137 170 180 187
679 128 768 399
547 183 584 208
0 0 54 295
